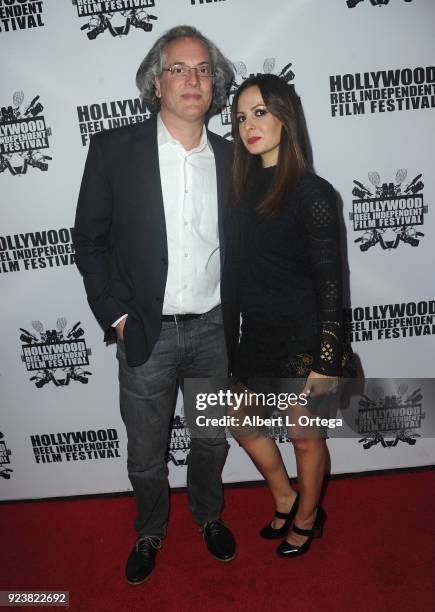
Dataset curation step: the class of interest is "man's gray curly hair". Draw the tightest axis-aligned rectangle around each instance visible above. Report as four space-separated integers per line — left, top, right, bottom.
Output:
136 25 234 116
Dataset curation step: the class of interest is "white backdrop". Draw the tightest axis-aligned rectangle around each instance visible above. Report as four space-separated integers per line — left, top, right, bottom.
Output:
1 0 434 500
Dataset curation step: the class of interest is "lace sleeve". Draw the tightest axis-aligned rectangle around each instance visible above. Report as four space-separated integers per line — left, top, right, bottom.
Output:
299 176 343 376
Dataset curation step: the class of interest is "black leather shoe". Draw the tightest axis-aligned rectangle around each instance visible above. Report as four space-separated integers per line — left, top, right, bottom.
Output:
125 536 161 584
202 520 236 562
260 492 300 539
276 506 326 558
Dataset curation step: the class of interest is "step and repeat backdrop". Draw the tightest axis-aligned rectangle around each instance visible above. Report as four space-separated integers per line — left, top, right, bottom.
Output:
1 0 434 500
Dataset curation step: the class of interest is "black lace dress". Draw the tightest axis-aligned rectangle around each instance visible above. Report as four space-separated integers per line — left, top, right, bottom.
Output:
229 166 343 395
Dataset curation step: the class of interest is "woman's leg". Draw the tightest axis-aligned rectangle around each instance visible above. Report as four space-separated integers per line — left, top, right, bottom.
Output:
285 435 327 545
238 435 298 528
228 379 298 526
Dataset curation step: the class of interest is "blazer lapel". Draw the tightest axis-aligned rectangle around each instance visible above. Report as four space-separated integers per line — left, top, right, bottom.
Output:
132 116 167 255
208 131 231 267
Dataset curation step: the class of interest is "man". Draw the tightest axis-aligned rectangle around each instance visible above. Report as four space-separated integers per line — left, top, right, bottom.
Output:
74 25 238 584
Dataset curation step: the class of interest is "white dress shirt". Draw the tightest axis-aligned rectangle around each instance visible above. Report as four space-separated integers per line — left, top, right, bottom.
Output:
112 114 220 326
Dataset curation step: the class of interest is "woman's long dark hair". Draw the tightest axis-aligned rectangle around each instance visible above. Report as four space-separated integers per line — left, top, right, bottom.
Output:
231 74 310 214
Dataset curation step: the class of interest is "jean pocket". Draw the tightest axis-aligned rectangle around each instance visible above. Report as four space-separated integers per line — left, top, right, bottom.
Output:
116 336 126 359
204 305 223 326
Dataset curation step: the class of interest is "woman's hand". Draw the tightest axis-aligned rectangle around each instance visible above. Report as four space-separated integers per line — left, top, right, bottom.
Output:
302 370 338 398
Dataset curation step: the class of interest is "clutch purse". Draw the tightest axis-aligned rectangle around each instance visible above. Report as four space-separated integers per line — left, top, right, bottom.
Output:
280 344 357 378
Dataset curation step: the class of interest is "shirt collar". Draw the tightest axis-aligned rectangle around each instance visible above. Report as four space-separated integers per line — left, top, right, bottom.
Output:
157 113 208 153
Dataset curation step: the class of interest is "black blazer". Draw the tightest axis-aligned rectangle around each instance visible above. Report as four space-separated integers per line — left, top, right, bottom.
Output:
74 115 239 369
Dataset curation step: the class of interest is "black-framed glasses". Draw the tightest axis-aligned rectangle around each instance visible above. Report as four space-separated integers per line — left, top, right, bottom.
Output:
162 63 215 78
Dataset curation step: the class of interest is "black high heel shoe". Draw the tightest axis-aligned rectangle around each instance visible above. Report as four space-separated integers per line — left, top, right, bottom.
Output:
260 492 300 539
276 505 326 557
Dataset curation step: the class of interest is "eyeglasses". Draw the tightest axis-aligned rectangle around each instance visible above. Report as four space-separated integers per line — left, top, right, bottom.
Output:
162 63 215 78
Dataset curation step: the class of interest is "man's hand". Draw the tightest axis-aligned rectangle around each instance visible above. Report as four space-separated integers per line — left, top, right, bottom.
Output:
302 370 338 398
116 316 127 339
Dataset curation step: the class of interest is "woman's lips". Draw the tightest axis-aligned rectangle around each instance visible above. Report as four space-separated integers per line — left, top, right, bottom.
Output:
247 136 261 145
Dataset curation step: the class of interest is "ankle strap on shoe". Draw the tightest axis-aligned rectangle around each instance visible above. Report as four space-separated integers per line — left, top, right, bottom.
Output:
274 492 300 520
292 524 314 537
274 510 292 519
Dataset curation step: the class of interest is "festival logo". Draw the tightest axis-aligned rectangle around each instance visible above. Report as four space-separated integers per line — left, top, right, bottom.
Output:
0 91 52 176
220 58 295 137
357 383 423 449
0 432 13 480
343 300 435 343
347 0 413 6
0 0 45 33
330 66 435 117
72 0 158 39
0 228 75 275
167 415 191 466
349 169 428 251
30 429 121 464
77 97 151 145
20 318 92 388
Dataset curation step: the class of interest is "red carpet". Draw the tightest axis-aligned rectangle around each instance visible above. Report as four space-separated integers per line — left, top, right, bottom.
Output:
1 470 434 611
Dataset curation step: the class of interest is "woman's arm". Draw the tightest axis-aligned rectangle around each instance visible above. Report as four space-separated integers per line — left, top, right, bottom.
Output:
299 176 343 385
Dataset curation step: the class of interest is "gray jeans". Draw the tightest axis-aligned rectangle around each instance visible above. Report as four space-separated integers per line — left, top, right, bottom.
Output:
117 305 229 539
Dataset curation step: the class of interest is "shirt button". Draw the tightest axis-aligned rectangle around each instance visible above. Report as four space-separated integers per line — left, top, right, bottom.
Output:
184 253 188 258
184 284 188 289
184 221 188 227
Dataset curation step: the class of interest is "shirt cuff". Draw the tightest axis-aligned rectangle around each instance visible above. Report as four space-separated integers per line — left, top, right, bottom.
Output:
112 314 128 328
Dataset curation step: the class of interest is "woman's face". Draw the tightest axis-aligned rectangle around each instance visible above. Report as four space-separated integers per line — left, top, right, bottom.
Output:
236 85 282 167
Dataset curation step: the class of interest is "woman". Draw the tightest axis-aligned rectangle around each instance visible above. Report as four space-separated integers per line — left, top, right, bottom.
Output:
226 74 343 558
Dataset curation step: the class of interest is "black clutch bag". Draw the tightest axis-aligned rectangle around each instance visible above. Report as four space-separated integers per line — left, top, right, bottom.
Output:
280 344 357 378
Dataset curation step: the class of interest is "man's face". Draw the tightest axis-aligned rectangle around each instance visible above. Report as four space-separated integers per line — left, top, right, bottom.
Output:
154 37 213 125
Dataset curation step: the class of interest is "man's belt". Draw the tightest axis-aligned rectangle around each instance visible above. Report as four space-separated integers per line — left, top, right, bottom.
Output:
161 313 204 323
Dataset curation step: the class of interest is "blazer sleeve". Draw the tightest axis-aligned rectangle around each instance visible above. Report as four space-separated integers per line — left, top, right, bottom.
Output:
300 177 343 376
73 133 125 334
